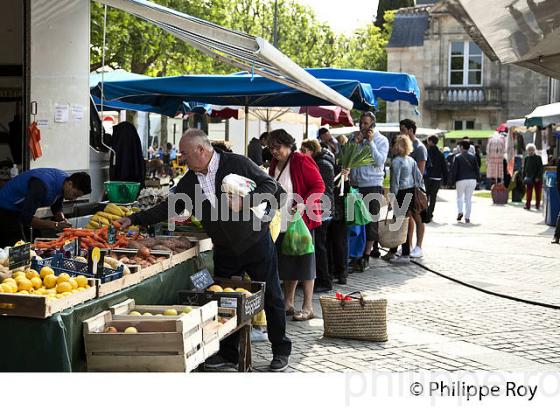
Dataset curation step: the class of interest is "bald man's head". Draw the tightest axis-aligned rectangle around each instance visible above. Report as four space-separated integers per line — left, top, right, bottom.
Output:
179 129 214 173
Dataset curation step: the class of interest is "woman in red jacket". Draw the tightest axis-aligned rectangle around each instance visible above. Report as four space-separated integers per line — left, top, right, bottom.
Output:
268 129 325 321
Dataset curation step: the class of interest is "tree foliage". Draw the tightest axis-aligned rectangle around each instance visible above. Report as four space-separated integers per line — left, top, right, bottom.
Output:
90 0 398 122
375 0 413 28
91 0 398 75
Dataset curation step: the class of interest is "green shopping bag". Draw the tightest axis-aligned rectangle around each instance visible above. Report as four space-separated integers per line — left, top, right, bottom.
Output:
344 188 373 226
281 212 315 256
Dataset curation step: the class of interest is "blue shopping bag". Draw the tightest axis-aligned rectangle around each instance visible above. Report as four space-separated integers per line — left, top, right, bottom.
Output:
347 224 366 259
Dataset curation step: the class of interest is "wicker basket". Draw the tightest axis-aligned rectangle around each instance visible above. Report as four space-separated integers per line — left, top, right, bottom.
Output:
378 215 409 249
320 292 388 342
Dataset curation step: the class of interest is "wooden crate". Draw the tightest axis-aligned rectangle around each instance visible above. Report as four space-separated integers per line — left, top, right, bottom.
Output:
110 298 217 323
171 247 197 266
201 307 237 343
185 233 213 253
83 310 203 372
0 279 97 319
170 231 213 253
178 278 265 324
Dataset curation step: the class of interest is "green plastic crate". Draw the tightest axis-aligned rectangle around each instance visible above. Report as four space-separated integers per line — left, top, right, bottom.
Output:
104 181 140 204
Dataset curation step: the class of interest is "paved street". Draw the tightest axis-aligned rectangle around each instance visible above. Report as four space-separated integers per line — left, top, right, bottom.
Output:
250 189 560 372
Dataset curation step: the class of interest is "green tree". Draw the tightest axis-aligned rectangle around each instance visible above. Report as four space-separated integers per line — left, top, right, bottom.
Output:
91 0 341 75
375 0 413 28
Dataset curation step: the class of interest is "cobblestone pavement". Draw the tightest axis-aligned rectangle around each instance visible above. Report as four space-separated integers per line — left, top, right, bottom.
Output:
248 189 560 372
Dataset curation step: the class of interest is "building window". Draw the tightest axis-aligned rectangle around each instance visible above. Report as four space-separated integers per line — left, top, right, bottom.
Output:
449 41 483 86
454 120 475 130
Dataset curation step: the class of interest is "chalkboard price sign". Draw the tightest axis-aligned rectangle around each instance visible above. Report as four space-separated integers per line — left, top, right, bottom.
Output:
9 243 31 270
189 269 214 290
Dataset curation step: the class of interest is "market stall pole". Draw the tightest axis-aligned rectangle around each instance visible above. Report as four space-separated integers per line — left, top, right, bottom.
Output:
245 104 249 155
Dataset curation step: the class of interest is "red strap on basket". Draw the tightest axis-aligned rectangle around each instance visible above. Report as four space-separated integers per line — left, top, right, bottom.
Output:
335 292 351 301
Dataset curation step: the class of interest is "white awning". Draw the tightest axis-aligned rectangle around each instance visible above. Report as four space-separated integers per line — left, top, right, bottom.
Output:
526 102 560 127
93 0 353 110
442 0 560 79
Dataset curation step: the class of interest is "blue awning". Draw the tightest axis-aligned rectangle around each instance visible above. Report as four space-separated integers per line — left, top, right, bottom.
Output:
304 68 421 106
90 73 375 116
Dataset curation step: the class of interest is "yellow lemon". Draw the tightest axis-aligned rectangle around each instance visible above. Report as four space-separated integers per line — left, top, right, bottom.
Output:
18 290 29 295
40 266 55 279
26 269 40 280
56 273 70 285
75 275 88 288
30 277 42 290
46 289 57 296
207 285 224 292
62 292 72 297
43 274 57 289
55 294 64 299
0 283 14 293
77 287 86 292
6 282 17 293
17 278 33 292
56 282 73 294
71 289 79 294
12 271 26 279
85 284 91 289
34 288 47 295
68 278 78 290
2 277 16 285
15 275 27 284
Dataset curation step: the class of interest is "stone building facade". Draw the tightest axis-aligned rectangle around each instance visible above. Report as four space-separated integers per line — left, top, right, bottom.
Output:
386 1 551 131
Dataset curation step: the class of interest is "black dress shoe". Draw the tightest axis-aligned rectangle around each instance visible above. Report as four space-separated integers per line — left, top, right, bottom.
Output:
552 237 560 244
371 250 381 258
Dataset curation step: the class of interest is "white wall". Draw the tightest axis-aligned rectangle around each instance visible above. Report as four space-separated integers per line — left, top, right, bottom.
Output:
29 0 90 172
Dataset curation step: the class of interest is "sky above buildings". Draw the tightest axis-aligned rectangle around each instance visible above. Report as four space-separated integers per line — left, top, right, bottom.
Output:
297 0 380 35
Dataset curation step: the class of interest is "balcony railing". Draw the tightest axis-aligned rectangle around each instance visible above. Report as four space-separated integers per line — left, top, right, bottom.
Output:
424 86 503 108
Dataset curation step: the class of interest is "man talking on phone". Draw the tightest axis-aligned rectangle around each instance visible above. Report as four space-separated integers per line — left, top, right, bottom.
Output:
342 111 389 271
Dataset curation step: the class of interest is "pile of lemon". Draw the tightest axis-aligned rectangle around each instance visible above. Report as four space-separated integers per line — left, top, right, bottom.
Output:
0 267 90 300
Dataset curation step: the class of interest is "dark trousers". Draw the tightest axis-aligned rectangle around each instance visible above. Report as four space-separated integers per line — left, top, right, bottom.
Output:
314 219 331 287
425 178 441 221
357 186 384 252
389 188 414 257
213 233 291 362
0 208 26 248
327 219 348 280
555 213 560 239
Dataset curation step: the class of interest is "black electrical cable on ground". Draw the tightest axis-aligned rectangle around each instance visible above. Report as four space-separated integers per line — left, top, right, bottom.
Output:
410 259 560 311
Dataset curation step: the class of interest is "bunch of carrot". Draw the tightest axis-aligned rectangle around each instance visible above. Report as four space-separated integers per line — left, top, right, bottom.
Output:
34 225 135 250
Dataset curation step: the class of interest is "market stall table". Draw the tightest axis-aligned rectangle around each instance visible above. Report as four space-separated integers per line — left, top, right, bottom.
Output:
0 251 213 372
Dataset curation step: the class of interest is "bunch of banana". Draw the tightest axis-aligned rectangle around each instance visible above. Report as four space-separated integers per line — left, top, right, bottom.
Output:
84 204 140 229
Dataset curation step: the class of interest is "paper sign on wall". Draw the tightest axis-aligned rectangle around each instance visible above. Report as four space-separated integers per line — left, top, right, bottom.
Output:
54 104 69 123
71 105 84 120
36 119 49 127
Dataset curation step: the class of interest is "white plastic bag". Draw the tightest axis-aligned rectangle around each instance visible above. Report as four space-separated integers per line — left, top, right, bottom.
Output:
221 174 266 218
